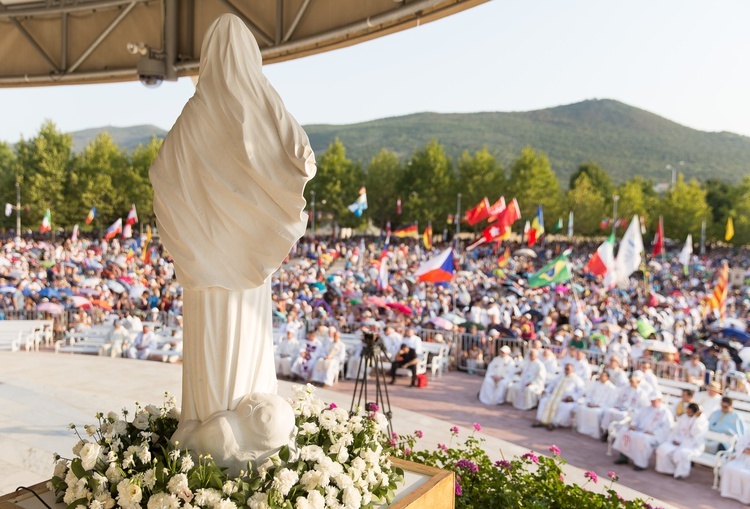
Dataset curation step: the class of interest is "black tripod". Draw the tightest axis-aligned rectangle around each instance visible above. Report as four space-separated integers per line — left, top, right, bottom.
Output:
349 337 394 437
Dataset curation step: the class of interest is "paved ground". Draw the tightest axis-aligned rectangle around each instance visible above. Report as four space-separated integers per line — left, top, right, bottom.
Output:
0 352 739 509
325 370 742 509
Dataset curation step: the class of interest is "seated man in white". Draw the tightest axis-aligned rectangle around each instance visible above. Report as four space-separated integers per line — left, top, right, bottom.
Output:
541 348 560 383
720 431 750 504
290 331 322 381
576 370 618 439
275 329 300 379
606 356 629 388
103 319 130 358
507 349 546 410
125 325 156 360
478 345 515 405
600 370 652 440
572 348 593 382
694 381 724 419
669 388 696 419
613 392 674 471
637 359 660 395
310 330 346 387
655 402 708 479
382 325 403 361
533 363 585 430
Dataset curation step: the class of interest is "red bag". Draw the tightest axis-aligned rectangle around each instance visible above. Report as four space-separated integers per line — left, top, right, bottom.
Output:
416 373 428 388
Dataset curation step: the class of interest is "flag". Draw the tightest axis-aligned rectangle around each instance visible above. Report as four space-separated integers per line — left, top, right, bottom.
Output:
423 223 433 249
347 187 368 217
527 205 544 246
394 224 418 238
414 247 455 283
497 247 510 268
527 250 572 288
105 218 122 241
40 209 51 233
465 197 490 225
726 217 734 241
640 216 647 235
482 223 508 243
490 198 521 229
486 197 506 221
678 234 692 276
567 211 574 238
85 206 97 225
126 204 138 226
396 197 402 215
552 217 563 233
123 223 132 239
126 248 137 262
4 204 12 217
142 225 153 261
614 215 644 285
709 261 729 321
600 218 611 230
71 224 79 243
652 216 664 257
523 221 530 243
378 250 390 290
586 233 615 276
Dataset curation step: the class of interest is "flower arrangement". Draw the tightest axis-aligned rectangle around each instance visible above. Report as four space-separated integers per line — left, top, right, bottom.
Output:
49 386 402 509
388 425 665 509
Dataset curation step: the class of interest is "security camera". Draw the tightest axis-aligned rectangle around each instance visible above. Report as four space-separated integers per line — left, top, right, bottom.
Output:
136 57 165 88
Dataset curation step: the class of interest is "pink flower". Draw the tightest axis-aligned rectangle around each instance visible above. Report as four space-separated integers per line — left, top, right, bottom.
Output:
559 474 564 482
455 459 479 473
391 432 399 440
450 426 460 435
549 445 561 455
584 471 598 484
404 448 412 456
328 402 337 409
494 460 511 469
522 452 539 463
473 422 482 432
438 443 447 451
454 481 462 496
415 430 424 439
608 470 618 480
366 402 379 412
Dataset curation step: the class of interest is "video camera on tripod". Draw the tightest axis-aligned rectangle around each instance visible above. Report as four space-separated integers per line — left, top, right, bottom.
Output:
361 329 391 363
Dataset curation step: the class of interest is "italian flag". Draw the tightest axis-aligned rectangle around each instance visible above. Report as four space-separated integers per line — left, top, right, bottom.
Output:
40 209 51 233
586 233 615 276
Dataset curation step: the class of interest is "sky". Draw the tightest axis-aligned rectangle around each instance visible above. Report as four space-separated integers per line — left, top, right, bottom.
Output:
2 0 750 142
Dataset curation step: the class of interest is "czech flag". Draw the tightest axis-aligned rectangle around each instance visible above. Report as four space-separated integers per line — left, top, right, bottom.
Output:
415 247 455 283
394 224 418 238
85 206 97 225
105 218 122 241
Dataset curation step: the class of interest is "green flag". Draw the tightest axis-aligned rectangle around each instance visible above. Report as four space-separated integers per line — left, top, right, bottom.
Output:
527 251 572 288
552 217 563 233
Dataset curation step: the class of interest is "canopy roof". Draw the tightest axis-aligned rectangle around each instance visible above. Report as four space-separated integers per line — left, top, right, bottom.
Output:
0 0 487 87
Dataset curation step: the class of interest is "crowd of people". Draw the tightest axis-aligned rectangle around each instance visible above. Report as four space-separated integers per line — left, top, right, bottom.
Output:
1 231 749 503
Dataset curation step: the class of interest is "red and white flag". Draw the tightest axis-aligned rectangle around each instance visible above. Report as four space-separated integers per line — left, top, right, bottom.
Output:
126 204 138 226
652 216 664 257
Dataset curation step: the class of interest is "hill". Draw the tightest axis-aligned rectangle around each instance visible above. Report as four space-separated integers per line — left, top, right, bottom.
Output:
71 125 167 153
67 100 750 185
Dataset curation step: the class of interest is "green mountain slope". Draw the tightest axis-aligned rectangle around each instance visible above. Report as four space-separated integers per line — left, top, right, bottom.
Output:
67 99 750 185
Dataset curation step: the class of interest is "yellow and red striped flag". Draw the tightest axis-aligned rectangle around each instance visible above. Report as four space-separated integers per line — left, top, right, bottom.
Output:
709 261 729 321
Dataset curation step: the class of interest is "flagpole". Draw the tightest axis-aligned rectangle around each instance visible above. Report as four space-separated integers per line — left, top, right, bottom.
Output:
700 220 706 256
611 195 619 238
15 181 20 240
455 193 462 249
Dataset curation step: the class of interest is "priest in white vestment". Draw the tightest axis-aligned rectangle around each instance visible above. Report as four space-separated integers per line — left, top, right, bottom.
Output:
541 348 560 383
655 402 708 479
533 363 585 429
274 329 299 378
290 332 322 381
694 381 724 418
508 349 546 410
600 371 652 437
478 345 515 405
576 371 618 439
606 356 629 388
310 331 346 387
613 393 674 470
721 431 750 504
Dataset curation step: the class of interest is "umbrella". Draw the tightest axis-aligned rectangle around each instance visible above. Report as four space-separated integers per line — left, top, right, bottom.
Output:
553 285 569 294
58 288 74 296
365 296 388 308
70 296 93 309
105 280 126 294
386 302 412 315
722 328 750 343
37 302 64 314
595 322 622 334
349 298 362 305
641 340 677 353
430 316 454 331
648 260 663 271
80 277 101 288
38 288 62 300
514 248 537 258
91 299 113 311
78 288 101 297
83 259 104 270
441 313 467 325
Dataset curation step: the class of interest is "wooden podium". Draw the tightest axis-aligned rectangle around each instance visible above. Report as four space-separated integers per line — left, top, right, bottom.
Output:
0 459 454 509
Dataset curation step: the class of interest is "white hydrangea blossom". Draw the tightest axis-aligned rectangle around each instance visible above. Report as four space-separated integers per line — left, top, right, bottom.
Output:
272 468 299 497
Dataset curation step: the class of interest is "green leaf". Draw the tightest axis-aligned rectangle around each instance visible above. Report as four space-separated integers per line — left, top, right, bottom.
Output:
70 458 86 479
66 498 88 509
279 445 290 463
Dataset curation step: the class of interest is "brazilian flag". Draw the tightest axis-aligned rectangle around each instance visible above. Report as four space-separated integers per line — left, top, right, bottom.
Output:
527 251 572 288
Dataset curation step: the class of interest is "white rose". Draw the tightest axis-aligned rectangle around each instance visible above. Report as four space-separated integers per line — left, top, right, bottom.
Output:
116 480 142 509
147 492 180 509
132 412 150 431
300 445 324 462
80 442 102 471
306 490 325 509
221 481 237 496
336 446 349 463
113 420 128 436
299 422 319 436
272 468 299 497
333 473 353 490
341 487 361 509
247 492 270 509
167 406 181 420
145 404 161 417
300 470 325 491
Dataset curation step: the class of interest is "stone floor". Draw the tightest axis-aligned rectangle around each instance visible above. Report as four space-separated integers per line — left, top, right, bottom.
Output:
0 352 740 508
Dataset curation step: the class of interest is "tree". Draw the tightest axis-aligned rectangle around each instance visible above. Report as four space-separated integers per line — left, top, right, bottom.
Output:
304 139 364 229
658 174 712 241
456 148 506 231
0 143 17 230
569 161 613 201
365 149 403 229
728 176 750 246
615 176 659 232
567 173 606 236
507 146 563 231
399 140 455 231
125 137 161 227
14 121 74 229
702 178 739 241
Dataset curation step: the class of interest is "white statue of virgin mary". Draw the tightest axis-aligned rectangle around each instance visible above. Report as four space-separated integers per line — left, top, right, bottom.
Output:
149 14 316 472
